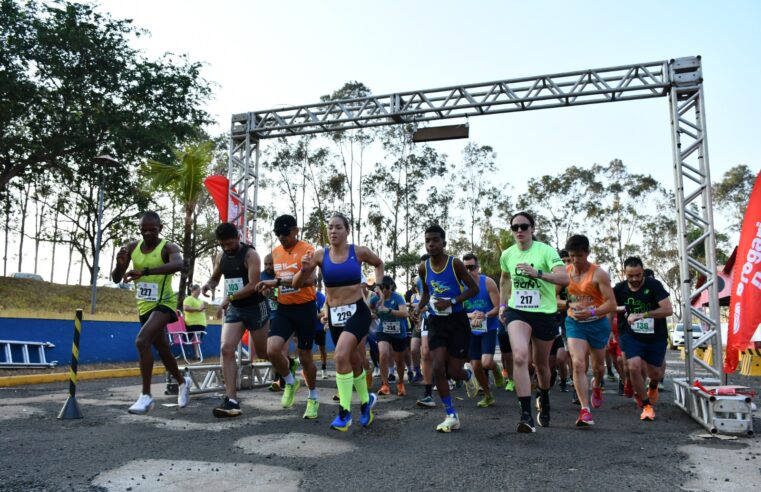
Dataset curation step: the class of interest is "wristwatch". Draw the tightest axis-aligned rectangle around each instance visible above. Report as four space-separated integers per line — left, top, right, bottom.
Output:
537 269 543 279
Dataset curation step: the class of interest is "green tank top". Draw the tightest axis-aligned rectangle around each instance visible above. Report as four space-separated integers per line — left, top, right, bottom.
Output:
131 239 177 316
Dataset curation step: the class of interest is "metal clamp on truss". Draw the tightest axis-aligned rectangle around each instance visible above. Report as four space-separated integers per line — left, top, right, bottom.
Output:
669 56 702 90
673 377 754 435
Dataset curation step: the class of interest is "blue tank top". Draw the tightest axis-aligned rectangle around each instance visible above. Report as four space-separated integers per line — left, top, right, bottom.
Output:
464 275 498 332
322 244 362 288
425 256 464 314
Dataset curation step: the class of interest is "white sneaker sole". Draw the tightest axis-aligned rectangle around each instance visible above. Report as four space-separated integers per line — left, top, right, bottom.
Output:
178 377 192 408
128 402 154 415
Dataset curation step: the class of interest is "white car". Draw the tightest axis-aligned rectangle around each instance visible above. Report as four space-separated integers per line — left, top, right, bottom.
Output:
670 323 705 350
10 272 44 281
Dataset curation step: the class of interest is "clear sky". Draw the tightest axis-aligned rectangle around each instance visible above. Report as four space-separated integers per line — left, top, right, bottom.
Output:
91 0 761 190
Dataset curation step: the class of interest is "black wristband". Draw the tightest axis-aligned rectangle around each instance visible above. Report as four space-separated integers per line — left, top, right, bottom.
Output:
143 267 150 276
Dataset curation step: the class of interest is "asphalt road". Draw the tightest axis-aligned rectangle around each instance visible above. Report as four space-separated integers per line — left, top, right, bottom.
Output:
1 351 759 491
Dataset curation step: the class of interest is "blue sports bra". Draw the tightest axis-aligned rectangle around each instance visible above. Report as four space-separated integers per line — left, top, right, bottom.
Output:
323 244 362 288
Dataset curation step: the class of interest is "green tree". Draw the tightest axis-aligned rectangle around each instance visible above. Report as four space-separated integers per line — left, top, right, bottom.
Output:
457 143 500 251
320 82 376 243
587 159 661 273
713 164 758 231
0 0 212 191
144 140 215 302
517 166 600 250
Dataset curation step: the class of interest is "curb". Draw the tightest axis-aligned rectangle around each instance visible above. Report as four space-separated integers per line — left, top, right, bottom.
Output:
0 366 166 388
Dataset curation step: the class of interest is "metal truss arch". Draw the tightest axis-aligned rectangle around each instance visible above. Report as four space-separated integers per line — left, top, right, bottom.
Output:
226 56 735 432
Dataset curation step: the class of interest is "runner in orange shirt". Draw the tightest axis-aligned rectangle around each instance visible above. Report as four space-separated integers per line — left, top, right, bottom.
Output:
255 215 320 419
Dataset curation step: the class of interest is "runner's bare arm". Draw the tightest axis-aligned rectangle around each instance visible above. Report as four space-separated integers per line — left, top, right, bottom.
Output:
451 258 479 304
112 241 138 283
485 276 501 319
125 242 183 282
291 248 321 289
516 263 569 287
356 246 385 292
228 248 262 301
201 252 224 297
628 297 673 323
594 269 617 317
414 263 429 318
499 270 511 311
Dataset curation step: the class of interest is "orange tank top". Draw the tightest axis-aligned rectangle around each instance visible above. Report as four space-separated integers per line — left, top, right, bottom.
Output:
566 263 605 320
272 240 316 305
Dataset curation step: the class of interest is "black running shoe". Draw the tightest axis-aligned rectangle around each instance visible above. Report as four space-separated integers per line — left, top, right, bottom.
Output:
559 378 568 393
618 380 625 396
388 372 396 382
517 413 536 433
213 397 241 418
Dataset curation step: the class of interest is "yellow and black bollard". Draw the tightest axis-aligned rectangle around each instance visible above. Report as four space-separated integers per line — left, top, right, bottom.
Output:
58 309 83 419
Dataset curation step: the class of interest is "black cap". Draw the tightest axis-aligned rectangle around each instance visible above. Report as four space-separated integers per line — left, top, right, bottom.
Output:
273 214 297 231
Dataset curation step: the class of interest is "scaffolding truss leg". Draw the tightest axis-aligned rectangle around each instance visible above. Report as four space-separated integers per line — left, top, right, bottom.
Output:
668 56 732 432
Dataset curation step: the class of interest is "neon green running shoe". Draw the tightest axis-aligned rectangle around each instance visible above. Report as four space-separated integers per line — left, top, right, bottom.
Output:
505 379 515 392
493 364 505 388
281 379 301 408
477 394 496 408
303 397 319 419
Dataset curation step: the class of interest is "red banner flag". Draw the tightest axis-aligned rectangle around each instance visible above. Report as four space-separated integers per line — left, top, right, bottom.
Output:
203 175 231 222
724 170 761 373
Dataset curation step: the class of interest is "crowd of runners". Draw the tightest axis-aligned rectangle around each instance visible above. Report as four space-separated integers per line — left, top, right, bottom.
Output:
112 209 673 433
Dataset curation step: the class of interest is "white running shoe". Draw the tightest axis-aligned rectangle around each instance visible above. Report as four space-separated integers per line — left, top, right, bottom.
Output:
128 394 154 415
436 413 461 432
463 364 479 399
178 376 192 408
321 369 329 380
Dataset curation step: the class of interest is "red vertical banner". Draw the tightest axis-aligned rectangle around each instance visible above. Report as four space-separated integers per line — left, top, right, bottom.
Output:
724 170 761 373
203 175 247 241
204 175 230 222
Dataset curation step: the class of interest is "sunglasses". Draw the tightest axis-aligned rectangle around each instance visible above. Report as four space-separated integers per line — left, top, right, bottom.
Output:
510 223 531 232
465 264 478 271
273 228 292 236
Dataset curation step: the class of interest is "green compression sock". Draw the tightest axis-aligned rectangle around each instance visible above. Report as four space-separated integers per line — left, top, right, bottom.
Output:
336 372 354 412
353 369 370 405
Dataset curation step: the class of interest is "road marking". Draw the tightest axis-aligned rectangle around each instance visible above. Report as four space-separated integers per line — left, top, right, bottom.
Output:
92 459 301 491
236 432 357 457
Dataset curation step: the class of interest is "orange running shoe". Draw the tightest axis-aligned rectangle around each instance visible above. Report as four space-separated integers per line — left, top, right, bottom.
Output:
640 404 655 421
647 386 659 405
397 382 406 396
378 383 391 396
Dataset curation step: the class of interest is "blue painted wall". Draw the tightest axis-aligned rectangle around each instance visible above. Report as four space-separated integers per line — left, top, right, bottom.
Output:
0 318 336 366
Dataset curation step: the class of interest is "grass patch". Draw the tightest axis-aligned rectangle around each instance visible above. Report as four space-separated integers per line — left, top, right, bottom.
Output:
0 277 138 321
